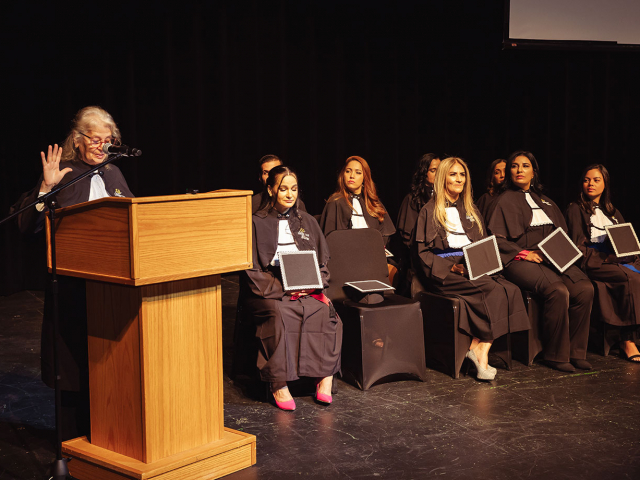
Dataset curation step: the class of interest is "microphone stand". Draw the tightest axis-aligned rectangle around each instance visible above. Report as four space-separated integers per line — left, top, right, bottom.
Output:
0 152 126 479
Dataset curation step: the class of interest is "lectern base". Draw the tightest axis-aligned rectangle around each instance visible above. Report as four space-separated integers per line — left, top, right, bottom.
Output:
62 428 256 480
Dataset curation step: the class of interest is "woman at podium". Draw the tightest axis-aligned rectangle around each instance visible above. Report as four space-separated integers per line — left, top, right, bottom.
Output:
412 157 529 381
487 151 593 373
242 165 342 410
319 156 395 246
565 164 640 363
15 106 133 439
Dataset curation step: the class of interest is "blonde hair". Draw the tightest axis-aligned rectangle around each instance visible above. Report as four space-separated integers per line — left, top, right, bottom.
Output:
432 157 483 235
61 106 121 162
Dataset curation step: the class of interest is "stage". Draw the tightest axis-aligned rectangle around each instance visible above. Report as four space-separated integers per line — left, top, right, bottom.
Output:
1 274 639 480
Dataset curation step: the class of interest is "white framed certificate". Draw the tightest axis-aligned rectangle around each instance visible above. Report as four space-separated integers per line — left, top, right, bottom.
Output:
462 235 503 281
605 223 640 257
537 228 582 273
278 250 323 291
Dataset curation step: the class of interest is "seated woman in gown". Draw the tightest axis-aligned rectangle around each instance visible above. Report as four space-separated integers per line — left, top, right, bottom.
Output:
412 157 529 380
397 153 441 248
394 153 441 296
241 165 342 410
565 164 640 363
487 151 594 372
15 106 134 439
475 158 506 222
319 155 395 246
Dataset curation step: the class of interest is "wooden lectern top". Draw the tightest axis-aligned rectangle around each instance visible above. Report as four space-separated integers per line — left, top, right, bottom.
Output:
47 190 253 285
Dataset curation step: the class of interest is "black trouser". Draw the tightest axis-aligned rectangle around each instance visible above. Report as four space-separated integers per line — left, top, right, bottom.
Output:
503 261 593 362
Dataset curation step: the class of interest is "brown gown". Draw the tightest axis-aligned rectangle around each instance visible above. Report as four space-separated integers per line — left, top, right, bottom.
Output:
412 199 529 342
488 189 593 362
565 202 640 336
241 207 342 382
319 194 395 246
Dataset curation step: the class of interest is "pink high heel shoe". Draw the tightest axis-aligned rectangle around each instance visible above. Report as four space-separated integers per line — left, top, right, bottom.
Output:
315 378 333 405
271 385 296 411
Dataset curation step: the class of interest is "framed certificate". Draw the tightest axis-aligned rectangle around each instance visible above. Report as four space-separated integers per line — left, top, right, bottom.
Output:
537 228 582 273
605 223 640 257
344 280 395 293
462 235 503 281
278 250 323 291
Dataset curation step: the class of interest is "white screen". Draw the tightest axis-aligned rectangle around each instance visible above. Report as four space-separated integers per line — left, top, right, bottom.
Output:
510 0 640 45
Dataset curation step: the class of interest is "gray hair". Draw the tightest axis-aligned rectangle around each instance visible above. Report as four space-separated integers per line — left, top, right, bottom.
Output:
61 106 121 162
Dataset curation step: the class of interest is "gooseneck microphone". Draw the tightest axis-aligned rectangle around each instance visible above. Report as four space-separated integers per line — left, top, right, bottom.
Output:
102 143 142 156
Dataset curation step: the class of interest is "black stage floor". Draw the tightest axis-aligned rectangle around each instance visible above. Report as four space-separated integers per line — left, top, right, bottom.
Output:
1 275 639 480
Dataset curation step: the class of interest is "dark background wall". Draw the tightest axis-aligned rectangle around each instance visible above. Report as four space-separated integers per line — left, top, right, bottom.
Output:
2 0 640 295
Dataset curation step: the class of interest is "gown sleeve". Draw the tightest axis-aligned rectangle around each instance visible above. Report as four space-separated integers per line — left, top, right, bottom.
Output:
243 221 286 299
486 199 524 265
319 199 338 237
565 202 607 270
413 203 460 284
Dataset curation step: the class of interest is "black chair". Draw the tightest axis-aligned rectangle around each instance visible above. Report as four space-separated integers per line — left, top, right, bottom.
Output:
410 275 513 379
325 229 428 390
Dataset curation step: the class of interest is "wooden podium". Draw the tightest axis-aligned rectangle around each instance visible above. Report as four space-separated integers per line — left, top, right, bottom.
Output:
48 190 257 480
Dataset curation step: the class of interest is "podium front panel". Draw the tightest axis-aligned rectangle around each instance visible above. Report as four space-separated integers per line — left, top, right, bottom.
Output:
135 196 250 283
49 203 132 281
87 275 224 463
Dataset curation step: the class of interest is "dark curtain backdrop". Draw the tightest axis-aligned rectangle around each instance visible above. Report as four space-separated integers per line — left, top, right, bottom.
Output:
2 0 640 295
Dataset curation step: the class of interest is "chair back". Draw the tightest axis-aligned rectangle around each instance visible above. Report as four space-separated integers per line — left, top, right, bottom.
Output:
325 229 389 302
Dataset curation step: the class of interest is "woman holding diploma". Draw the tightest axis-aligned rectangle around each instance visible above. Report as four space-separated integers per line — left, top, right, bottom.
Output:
242 166 342 410
565 164 640 363
487 151 593 372
412 157 528 381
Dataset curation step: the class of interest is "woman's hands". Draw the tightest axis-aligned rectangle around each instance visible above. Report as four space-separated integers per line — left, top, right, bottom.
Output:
450 264 467 276
524 250 544 263
40 144 72 193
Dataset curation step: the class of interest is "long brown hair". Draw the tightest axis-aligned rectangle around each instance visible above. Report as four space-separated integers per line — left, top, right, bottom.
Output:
433 157 483 235
328 156 387 223
485 158 506 195
577 163 615 217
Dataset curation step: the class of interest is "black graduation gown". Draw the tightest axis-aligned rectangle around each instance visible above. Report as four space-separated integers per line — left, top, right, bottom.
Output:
252 193 307 215
319 194 395 246
15 159 133 440
393 192 427 297
396 193 422 249
565 202 640 331
475 192 499 225
240 207 342 382
412 199 529 342
487 189 593 362
16 159 134 391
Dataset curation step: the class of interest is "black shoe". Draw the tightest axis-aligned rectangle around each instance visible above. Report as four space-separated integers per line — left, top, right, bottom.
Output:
545 360 576 372
618 347 640 364
570 358 592 370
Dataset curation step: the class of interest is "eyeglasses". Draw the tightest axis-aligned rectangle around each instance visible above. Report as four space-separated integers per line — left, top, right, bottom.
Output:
78 131 119 147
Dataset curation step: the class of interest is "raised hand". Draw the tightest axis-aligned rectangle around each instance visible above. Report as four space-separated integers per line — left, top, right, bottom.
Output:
40 144 72 193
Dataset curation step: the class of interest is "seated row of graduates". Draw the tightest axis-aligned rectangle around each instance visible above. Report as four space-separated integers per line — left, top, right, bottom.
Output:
244 151 640 409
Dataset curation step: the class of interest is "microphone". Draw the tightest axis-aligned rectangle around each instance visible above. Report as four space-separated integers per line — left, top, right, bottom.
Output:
102 143 142 157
